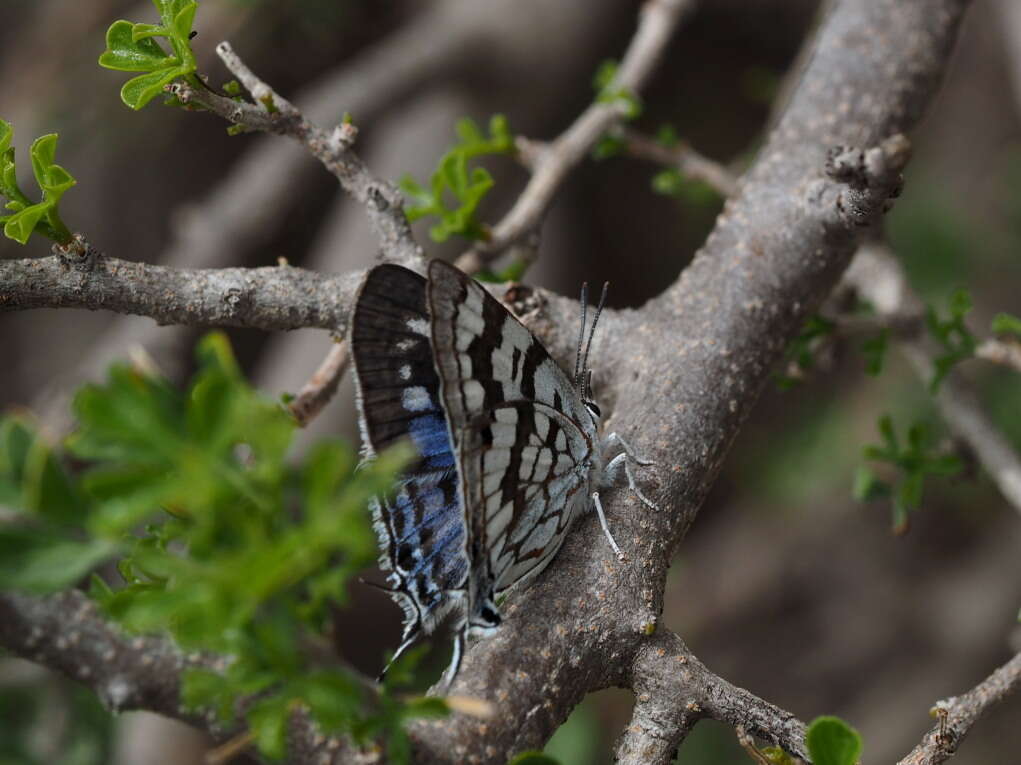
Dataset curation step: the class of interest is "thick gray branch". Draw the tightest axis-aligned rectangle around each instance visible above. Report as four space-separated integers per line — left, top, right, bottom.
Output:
0 246 360 333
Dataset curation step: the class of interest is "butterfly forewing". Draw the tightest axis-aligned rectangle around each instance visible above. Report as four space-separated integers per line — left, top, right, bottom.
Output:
351 265 468 646
426 260 597 621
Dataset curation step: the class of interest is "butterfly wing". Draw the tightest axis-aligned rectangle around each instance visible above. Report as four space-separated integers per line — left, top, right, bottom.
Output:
426 260 596 631
350 264 469 663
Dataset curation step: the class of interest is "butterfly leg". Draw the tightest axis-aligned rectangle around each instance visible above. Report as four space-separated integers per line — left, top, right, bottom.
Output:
591 491 626 560
436 629 466 691
603 432 656 466
602 435 660 512
378 623 421 683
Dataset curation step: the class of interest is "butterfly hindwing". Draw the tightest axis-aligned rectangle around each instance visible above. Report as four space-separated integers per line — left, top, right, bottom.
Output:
351 265 468 659
426 260 597 628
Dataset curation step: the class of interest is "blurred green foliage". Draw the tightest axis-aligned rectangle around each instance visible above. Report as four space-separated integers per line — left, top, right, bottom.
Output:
775 315 836 390
400 115 514 243
0 673 113 765
854 415 963 534
0 334 439 762
925 289 976 392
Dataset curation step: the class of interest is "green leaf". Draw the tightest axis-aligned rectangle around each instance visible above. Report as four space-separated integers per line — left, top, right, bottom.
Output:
860 329 888 376
760 747 797 765
992 312 1021 338
30 134 75 198
0 529 118 593
652 169 683 196
897 471 924 510
926 290 976 392
120 68 183 110
852 466 890 502
592 59 619 92
99 20 173 72
3 206 46 244
130 22 165 42
804 716 861 765
656 123 679 148
878 415 897 453
171 2 198 42
948 288 972 319
247 696 290 761
401 114 514 243
592 134 625 160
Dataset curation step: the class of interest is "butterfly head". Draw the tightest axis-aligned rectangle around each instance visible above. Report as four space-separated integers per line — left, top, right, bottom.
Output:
574 281 609 427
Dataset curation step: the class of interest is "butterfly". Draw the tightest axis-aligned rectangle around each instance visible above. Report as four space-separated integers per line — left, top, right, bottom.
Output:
350 259 656 685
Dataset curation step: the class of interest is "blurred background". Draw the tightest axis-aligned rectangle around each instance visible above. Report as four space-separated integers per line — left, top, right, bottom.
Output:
2 0 1020 762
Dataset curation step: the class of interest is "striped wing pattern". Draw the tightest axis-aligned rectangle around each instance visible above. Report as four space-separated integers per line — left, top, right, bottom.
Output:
427 260 597 629
350 265 468 659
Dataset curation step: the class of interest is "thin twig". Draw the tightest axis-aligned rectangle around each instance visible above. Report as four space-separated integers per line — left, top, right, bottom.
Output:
287 341 350 427
455 0 697 273
170 42 422 269
620 126 739 197
897 651 1021 765
736 726 776 765
975 338 1021 374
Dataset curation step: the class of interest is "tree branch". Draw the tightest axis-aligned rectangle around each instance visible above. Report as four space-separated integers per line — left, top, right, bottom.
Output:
898 651 1021 765
0 590 215 725
620 126 739 197
455 0 697 273
287 341 350 426
0 242 359 333
171 43 423 270
614 631 808 765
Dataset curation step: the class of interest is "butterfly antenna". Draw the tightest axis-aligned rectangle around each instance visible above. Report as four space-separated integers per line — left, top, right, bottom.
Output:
574 282 589 388
580 282 609 399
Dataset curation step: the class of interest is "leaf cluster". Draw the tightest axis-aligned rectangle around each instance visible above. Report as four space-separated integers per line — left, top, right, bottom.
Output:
0 334 435 761
98 0 199 110
590 60 643 160
400 115 514 243
0 120 75 245
925 289 976 392
853 415 962 533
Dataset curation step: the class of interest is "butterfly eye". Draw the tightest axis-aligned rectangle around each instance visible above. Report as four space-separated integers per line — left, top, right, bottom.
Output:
585 401 601 418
